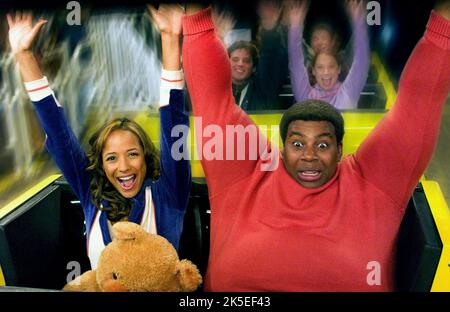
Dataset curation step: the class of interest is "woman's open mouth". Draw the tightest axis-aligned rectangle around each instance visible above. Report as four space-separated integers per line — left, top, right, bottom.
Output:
321 78 333 88
116 174 136 191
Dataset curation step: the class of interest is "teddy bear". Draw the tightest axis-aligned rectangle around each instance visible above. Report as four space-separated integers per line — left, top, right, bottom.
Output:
63 221 202 292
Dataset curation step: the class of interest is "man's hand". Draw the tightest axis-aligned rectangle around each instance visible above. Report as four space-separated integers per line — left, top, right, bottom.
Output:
185 4 207 16
7 12 47 55
212 9 236 41
435 0 450 20
258 0 282 30
147 4 184 36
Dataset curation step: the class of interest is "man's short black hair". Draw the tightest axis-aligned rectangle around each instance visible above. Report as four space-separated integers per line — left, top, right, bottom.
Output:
227 40 259 68
280 100 345 145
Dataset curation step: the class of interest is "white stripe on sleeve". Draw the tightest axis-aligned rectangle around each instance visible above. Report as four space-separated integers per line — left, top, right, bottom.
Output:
24 76 55 102
160 69 184 107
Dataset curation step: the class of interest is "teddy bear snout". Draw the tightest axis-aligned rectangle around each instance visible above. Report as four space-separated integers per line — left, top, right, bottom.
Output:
101 278 129 292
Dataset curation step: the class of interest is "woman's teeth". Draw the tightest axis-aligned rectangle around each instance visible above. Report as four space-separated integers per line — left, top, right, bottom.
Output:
117 175 136 189
118 175 134 182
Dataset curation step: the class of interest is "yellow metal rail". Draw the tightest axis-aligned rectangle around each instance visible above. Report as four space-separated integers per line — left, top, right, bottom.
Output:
422 181 450 291
0 174 61 220
372 53 398 109
134 110 386 178
0 265 4 286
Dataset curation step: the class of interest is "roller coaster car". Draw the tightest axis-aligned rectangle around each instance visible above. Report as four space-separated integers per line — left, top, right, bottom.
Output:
0 57 448 290
0 178 90 289
180 179 450 292
277 63 387 110
0 170 449 291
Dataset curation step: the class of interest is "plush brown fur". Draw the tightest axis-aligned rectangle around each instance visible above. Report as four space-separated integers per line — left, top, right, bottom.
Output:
63 222 202 292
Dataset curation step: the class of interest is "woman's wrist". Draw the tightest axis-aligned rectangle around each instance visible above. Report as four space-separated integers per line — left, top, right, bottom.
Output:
14 50 35 62
14 50 44 82
161 32 180 43
161 33 181 71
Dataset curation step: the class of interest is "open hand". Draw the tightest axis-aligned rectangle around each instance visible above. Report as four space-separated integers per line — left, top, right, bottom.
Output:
435 0 450 20
7 12 47 55
258 0 282 30
147 4 184 36
212 8 236 40
284 0 310 28
346 0 365 22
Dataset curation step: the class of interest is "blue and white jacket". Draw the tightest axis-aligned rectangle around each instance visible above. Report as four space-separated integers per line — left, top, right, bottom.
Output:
26 71 190 268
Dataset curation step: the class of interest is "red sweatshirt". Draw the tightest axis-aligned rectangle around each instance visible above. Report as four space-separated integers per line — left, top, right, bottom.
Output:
182 9 450 291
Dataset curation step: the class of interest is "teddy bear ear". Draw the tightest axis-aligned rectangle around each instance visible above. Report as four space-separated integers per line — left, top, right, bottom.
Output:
176 259 203 292
112 221 146 241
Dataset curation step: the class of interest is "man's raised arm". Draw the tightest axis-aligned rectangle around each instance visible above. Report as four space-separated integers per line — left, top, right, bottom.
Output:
354 6 450 209
182 6 272 196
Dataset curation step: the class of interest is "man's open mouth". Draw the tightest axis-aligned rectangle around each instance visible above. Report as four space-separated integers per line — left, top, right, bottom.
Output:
298 170 322 182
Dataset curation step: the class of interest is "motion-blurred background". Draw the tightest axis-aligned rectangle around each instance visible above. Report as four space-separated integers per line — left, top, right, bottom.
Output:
0 0 449 210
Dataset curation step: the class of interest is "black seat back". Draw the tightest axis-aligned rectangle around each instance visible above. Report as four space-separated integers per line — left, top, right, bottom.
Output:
178 178 210 278
396 183 442 291
0 179 90 289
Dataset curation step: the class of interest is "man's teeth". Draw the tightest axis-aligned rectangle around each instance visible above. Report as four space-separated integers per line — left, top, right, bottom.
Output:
302 171 319 176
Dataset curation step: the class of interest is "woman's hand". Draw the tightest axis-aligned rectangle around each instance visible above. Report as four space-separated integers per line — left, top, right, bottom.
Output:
285 0 309 28
147 4 184 36
346 0 365 22
147 4 184 70
7 12 47 55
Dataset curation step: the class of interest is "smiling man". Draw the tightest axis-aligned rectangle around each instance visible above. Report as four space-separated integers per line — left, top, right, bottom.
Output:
182 2 450 291
225 0 288 110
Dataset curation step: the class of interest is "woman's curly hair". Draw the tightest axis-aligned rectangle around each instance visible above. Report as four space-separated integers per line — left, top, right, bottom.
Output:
86 118 160 222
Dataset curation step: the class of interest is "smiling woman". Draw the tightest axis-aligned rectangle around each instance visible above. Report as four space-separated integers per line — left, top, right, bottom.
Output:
6 4 191 271
288 0 370 109
102 129 148 198
86 119 160 221
311 51 341 91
